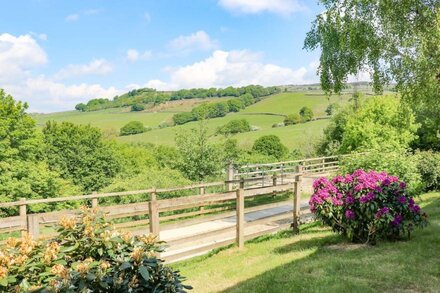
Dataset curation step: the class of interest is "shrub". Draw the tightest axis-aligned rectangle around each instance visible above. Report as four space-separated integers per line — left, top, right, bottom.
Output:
299 106 314 122
120 121 147 136
272 122 285 128
252 135 288 160
415 151 440 191
75 103 87 112
217 119 251 135
284 113 302 125
340 150 423 195
226 99 244 112
131 103 145 112
0 208 191 292
309 170 428 244
325 103 340 116
173 112 195 125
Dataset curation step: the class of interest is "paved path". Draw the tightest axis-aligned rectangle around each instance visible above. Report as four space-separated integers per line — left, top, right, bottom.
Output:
160 200 311 262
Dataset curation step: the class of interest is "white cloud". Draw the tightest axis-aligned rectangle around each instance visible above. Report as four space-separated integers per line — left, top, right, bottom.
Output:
126 49 152 62
65 14 79 22
145 49 317 90
145 79 169 91
54 59 113 80
168 31 218 52
0 33 121 112
218 0 305 15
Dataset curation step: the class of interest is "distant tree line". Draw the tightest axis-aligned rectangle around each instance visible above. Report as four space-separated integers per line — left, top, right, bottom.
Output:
75 85 280 113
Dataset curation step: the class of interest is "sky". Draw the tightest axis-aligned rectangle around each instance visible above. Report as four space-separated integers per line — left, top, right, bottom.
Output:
0 0 326 112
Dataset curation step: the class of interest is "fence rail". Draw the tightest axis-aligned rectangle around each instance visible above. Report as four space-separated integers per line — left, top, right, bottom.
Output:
0 155 341 256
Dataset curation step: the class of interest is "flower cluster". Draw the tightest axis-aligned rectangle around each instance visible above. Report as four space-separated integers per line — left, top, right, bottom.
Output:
309 169 428 243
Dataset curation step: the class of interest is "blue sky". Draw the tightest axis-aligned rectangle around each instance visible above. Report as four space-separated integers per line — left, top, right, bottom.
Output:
0 0 325 112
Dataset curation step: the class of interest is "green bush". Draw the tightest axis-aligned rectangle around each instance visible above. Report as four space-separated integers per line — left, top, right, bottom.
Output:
252 135 288 160
340 150 424 195
284 113 302 125
217 119 251 135
131 103 145 112
325 103 340 116
415 151 440 191
173 112 195 125
0 208 191 292
227 99 244 112
299 106 314 122
74 103 87 112
120 121 148 136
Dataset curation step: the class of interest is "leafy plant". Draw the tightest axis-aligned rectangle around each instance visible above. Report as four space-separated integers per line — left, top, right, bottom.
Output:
284 113 302 125
415 151 440 192
120 121 149 136
309 170 428 244
216 119 251 135
131 103 145 112
0 208 191 292
299 106 314 122
252 135 288 160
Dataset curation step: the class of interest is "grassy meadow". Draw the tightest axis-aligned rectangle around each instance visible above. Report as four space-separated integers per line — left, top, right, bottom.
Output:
173 192 440 293
33 91 353 150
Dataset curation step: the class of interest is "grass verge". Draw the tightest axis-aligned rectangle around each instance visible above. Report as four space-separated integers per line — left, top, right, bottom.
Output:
172 192 440 293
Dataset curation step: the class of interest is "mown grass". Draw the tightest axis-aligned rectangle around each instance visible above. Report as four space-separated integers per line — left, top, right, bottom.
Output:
173 192 440 293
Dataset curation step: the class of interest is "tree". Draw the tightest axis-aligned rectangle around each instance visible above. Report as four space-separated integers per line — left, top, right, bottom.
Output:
173 112 195 125
239 93 254 107
43 121 120 193
227 99 244 112
175 122 224 181
304 0 440 148
284 113 302 125
217 119 251 135
75 103 87 112
252 135 288 160
120 121 147 136
0 91 77 213
299 106 314 122
319 96 419 154
325 103 340 116
131 103 145 112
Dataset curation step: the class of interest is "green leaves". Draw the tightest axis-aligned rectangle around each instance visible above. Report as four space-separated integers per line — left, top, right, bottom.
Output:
139 266 150 281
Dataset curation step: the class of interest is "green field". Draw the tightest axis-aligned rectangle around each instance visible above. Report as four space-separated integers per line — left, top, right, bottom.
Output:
33 92 353 150
173 192 440 293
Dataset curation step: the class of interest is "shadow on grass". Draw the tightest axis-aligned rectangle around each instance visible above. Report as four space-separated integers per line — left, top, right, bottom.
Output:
221 194 440 293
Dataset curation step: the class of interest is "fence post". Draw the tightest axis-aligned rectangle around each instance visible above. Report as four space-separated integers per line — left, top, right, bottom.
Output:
19 198 27 236
292 165 303 233
199 185 205 212
148 190 160 238
272 174 277 198
27 214 39 239
91 192 98 208
236 179 245 249
226 163 235 191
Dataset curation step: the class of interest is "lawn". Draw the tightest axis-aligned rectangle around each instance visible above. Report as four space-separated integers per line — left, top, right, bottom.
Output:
173 192 440 293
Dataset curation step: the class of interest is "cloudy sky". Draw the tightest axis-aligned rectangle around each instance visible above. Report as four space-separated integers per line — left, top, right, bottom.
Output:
0 0 324 112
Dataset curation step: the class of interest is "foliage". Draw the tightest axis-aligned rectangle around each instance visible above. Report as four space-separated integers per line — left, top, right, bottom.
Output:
130 103 145 112
299 106 314 122
43 121 120 193
415 151 440 192
309 170 428 243
252 135 288 160
0 91 78 215
0 208 191 292
325 103 339 116
216 119 251 135
304 0 440 149
226 99 244 112
319 96 419 154
74 103 86 112
120 121 149 136
340 151 423 195
173 112 196 125
175 122 224 181
170 85 279 101
284 114 302 126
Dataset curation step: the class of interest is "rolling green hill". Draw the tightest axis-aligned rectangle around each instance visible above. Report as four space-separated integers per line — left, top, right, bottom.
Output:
33 91 354 150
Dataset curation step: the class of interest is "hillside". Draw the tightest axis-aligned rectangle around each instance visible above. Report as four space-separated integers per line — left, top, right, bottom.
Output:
33 91 353 151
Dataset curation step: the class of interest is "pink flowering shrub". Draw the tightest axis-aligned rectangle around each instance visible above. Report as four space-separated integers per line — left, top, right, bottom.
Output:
309 169 428 243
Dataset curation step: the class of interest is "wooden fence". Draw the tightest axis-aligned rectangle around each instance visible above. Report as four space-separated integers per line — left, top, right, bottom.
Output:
0 155 341 256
